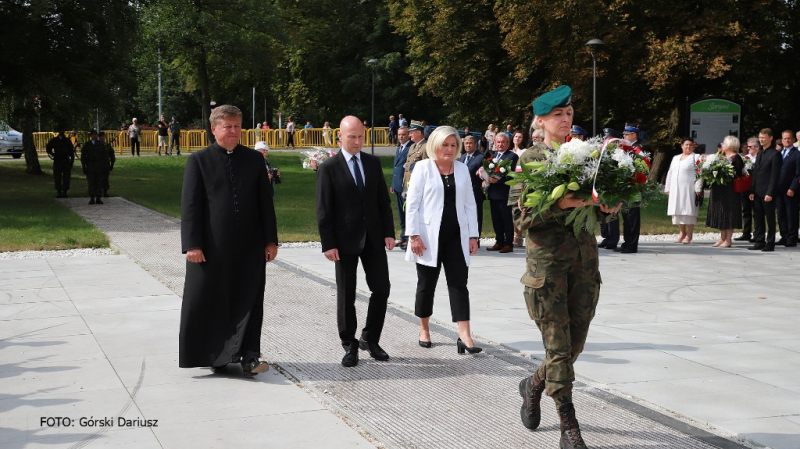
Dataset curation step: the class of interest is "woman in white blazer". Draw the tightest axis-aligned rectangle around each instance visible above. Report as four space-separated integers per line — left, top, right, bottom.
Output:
405 126 481 354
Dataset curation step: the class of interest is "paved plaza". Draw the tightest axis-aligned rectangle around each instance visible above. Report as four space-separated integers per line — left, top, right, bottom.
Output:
1 197 798 448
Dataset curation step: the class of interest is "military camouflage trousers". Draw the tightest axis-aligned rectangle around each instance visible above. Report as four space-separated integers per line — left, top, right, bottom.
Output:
521 255 600 405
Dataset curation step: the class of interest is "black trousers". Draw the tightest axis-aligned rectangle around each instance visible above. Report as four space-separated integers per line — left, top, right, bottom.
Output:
334 237 390 347
475 196 484 237
490 199 514 246
741 194 753 235
53 159 73 191
415 234 470 322
130 137 140 156
621 207 641 250
600 213 620 245
86 171 103 197
395 193 407 241
753 195 777 245
287 132 295 147
170 135 180 155
776 193 799 243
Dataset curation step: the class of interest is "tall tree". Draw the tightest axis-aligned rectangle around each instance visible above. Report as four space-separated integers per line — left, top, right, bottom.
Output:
140 0 283 140
0 0 138 174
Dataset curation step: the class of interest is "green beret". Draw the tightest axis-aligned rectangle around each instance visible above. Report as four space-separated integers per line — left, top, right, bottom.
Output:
409 120 425 131
532 85 573 116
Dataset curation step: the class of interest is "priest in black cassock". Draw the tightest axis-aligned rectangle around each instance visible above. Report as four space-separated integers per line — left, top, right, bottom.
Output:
179 104 279 376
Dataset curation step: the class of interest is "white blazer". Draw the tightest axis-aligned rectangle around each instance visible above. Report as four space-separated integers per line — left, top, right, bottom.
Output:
404 159 479 267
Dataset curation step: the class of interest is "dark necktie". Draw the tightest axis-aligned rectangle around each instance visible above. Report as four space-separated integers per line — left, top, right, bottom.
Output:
352 156 364 194
465 154 471 164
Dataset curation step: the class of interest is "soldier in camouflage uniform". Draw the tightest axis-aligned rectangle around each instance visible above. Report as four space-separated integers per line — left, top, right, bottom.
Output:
80 130 108 205
513 86 620 449
98 131 115 197
402 120 428 193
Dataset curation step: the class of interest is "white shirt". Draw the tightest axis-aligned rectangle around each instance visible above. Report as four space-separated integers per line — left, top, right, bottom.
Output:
341 149 365 185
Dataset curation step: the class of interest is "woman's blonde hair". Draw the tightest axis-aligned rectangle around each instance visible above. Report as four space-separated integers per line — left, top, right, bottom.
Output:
425 126 462 161
723 135 740 152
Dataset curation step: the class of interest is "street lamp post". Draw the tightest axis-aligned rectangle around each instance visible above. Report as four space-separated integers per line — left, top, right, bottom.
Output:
585 39 605 138
368 59 378 155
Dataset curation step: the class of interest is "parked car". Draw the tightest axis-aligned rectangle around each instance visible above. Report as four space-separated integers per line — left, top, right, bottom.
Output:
0 123 23 158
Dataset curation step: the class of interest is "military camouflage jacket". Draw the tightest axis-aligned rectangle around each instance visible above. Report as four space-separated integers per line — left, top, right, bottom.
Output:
512 143 615 282
402 138 428 190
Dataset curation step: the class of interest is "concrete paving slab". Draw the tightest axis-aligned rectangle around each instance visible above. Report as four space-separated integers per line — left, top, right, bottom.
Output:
0 300 79 321
0 315 90 340
0 286 71 304
717 417 800 449
71 294 180 316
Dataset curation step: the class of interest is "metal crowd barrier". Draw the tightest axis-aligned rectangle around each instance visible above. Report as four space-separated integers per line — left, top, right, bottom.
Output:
32 127 390 156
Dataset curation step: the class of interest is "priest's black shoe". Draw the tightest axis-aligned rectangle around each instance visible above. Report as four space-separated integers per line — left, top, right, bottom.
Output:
211 364 228 374
762 244 775 252
342 342 359 367
359 338 390 361
241 359 269 377
734 234 751 241
748 243 765 250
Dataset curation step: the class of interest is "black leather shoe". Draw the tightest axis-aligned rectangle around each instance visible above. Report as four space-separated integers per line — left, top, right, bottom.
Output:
359 338 390 361
597 240 608 248
733 234 751 241
211 364 228 374
748 243 765 250
776 238 786 245
604 244 617 250
613 246 624 252
419 340 432 348
95 198 103 205
89 197 96 205
762 245 775 252
620 247 637 254
241 359 270 377
785 241 797 247
342 342 359 367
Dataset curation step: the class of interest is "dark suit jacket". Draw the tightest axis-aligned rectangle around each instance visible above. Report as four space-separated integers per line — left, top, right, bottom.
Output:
486 150 519 201
778 147 800 193
751 146 782 198
316 151 395 255
459 150 485 202
391 141 411 192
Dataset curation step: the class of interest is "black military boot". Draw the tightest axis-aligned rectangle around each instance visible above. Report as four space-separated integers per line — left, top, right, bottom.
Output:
557 403 587 449
519 370 545 429
89 197 96 205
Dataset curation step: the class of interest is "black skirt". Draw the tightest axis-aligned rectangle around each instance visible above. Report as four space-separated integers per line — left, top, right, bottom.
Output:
706 183 742 230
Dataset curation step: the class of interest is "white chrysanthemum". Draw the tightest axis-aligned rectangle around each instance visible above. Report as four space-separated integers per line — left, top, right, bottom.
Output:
702 154 718 169
611 148 634 168
555 140 594 165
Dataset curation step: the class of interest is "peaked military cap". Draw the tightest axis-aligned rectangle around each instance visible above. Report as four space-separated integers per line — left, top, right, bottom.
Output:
533 85 572 116
570 125 587 136
409 120 425 131
623 124 640 133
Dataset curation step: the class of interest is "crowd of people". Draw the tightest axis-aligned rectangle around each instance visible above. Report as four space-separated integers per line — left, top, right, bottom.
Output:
178 87 617 449
665 129 800 251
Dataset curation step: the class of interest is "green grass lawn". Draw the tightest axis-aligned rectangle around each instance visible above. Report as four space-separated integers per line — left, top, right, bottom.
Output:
1 154 719 251
0 163 109 251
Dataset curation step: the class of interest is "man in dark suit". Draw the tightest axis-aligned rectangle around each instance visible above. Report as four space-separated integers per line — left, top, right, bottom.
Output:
749 128 782 251
316 116 396 367
776 130 800 247
390 126 412 250
459 135 485 238
486 132 519 253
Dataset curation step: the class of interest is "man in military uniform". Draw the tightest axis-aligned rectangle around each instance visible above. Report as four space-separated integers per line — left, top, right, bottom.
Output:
169 116 181 155
45 127 77 198
81 130 107 205
98 131 115 197
615 124 644 253
402 120 428 195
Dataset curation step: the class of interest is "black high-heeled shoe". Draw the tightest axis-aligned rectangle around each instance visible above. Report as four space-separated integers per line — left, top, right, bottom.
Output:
418 340 432 348
457 338 482 354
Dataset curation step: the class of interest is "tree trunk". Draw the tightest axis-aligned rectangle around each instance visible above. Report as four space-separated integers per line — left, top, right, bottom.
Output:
22 107 42 175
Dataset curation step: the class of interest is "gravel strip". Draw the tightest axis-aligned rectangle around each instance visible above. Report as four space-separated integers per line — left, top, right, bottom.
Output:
0 248 117 259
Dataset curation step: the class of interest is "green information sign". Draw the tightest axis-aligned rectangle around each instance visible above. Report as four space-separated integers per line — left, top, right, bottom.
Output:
689 98 741 153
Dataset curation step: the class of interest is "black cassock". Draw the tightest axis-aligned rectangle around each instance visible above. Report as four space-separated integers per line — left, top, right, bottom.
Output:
179 143 278 368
